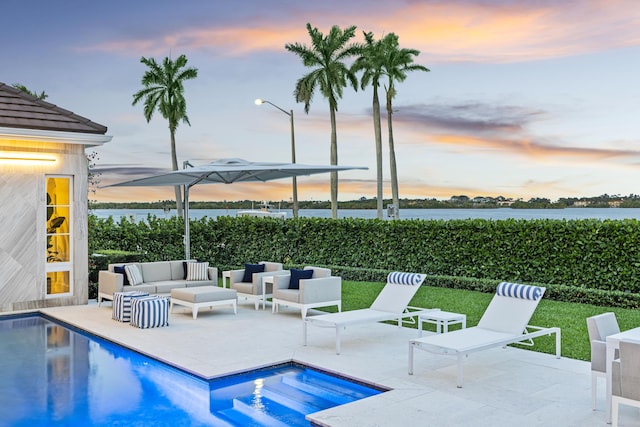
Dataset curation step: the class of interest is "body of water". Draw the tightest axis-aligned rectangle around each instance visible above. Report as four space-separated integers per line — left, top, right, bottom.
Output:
92 207 640 222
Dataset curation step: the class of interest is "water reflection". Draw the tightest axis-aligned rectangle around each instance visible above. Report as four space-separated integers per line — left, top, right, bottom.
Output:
0 316 216 426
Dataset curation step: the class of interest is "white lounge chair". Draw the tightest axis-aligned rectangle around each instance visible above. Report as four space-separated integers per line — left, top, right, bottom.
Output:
303 272 436 354
408 282 561 388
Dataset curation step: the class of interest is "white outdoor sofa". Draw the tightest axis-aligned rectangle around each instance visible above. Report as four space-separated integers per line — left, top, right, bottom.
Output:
98 260 217 305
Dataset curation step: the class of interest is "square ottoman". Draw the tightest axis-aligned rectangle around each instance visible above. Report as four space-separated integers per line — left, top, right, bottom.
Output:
171 286 237 319
130 296 170 329
112 291 149 322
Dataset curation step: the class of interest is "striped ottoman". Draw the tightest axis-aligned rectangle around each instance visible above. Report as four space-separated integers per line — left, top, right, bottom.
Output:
130 296 170 329
112 291 149 322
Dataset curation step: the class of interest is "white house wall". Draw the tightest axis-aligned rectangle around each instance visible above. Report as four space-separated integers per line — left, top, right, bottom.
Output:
0 140 88 312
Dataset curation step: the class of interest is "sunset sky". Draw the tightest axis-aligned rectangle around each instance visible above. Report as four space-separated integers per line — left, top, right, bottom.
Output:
3 0 639 203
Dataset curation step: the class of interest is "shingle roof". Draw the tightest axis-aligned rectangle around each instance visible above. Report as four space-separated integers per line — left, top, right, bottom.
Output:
0 82 107 134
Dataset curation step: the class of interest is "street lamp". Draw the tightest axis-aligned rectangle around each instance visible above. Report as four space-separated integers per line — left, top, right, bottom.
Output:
255 98 299 218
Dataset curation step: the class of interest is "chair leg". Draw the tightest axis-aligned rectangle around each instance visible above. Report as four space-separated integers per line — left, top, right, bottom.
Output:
592 372 597 410
456 353 464 388
612 396 619 427
408 342 414 375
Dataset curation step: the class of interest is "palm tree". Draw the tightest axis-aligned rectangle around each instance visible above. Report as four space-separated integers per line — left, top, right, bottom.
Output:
286 23 361 219
352 31 385 219
381 34 429 218
132 54 198 218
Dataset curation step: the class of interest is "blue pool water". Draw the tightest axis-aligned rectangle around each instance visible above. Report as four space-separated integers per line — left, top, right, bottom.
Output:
0 314 383 426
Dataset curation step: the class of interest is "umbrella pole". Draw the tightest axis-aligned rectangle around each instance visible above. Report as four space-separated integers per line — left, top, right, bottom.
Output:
184 184 190 260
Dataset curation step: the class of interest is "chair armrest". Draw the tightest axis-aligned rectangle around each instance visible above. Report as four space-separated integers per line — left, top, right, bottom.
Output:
273 273 292 290
590 340 606 372
230 269 245 284
253 269 289 284
207 267 219 281
300 277 342 304
98 270 123 296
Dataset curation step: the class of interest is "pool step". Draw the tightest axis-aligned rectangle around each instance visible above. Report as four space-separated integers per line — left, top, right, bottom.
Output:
218 398 292 427
209 367 382 425
261 381 332 413
282 370 376 404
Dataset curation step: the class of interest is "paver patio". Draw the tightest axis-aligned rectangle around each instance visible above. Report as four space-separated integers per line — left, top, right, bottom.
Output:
37 302 638 426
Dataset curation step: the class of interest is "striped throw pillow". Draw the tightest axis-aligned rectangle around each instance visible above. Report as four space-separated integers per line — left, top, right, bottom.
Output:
186 261 209 281
124 264 144 286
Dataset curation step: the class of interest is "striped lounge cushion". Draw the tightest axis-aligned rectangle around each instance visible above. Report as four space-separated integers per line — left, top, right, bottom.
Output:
130 296 170 329
387 272 425 286
186 261 209 281
496 282 544 301
112 291 149 322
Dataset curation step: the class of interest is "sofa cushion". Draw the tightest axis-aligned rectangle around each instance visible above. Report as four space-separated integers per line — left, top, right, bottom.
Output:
275 288 301 303
187 262 209 281
242 263 265 282
232 281 260 295
125 265 144 286
113 265 130 286
140 262 172 283
123 283 156 294
185 280 214 288
154 281 187 294
289 268 313 290
171 261 187 280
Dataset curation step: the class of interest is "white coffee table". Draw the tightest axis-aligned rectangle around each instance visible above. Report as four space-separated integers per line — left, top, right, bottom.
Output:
418 311 466 336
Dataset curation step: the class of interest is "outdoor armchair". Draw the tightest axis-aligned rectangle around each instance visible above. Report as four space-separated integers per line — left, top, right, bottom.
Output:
586 312 620 410
229 261 287 310
271 266 341 319
612 340 640 426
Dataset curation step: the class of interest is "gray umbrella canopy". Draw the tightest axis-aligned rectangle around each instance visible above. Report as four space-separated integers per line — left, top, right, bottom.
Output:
107 158 368 259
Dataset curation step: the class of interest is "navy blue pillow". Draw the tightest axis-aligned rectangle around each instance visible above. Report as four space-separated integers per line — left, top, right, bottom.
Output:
113 265 130 286
289 268 313 289
242 263 265 282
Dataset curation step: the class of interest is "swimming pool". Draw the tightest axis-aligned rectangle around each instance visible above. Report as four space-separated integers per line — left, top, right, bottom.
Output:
0 314 383 426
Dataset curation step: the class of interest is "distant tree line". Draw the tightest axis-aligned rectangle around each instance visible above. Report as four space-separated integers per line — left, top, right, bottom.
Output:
90 194 640 211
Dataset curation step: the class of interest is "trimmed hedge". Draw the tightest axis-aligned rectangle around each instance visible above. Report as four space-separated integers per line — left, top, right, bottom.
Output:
88 214 640 307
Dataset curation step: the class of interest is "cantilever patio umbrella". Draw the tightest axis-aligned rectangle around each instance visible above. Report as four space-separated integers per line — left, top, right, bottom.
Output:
107 158 368 259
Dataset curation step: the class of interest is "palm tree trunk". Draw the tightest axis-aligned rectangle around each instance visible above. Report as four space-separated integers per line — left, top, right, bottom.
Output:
386 91 400 218
329 104 338 219
170 129 184 218
372 87 383 219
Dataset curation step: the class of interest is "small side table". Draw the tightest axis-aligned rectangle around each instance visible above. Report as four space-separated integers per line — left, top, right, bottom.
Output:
222 270 231 288
261 275 275 310
419 311 466 336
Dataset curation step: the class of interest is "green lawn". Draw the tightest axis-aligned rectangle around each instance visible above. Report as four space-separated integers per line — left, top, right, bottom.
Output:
337 280 640 361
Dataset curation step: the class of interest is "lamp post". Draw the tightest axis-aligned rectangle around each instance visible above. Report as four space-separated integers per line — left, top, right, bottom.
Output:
255 98 299 218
